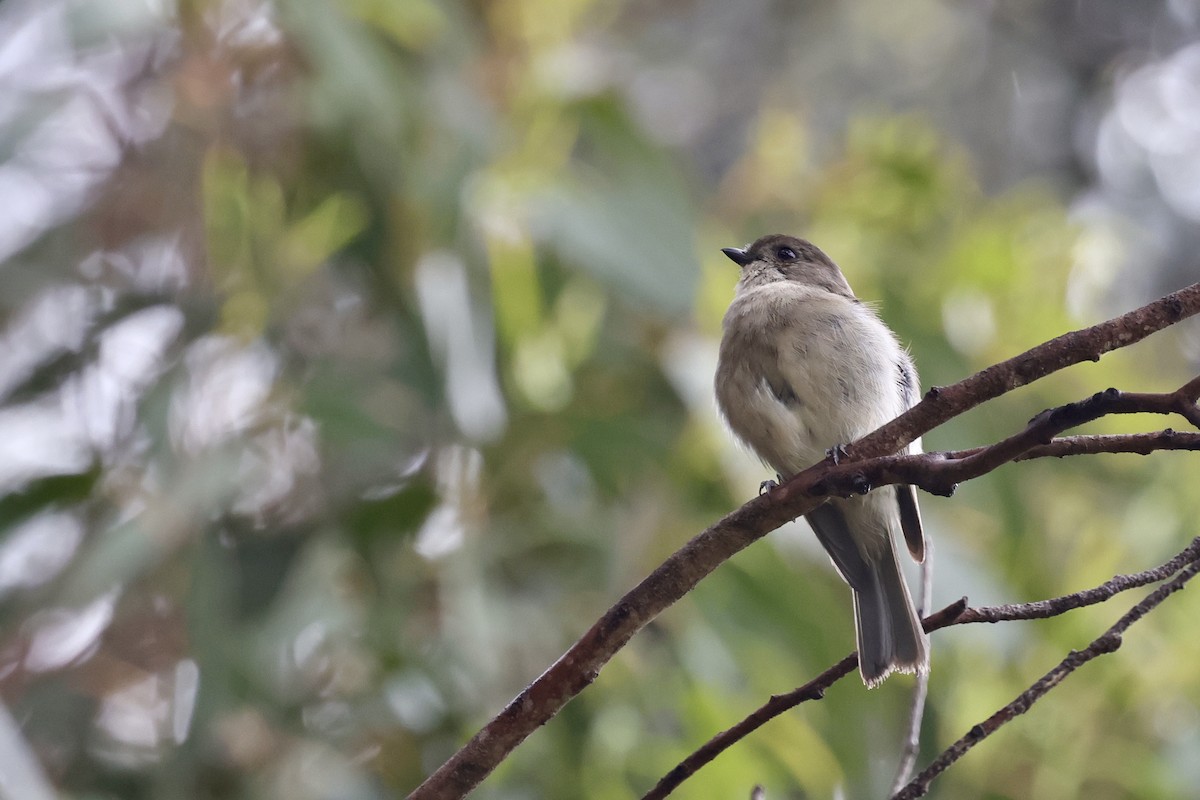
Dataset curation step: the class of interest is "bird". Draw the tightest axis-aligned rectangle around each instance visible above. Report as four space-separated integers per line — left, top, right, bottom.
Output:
714 233 928 687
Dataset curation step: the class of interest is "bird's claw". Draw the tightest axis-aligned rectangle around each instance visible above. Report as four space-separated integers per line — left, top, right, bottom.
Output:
826 443 849 465
758 473 784 495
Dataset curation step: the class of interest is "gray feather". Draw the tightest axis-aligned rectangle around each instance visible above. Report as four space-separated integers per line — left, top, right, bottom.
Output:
896 485 926 562
895 358 926 562
806 503 874 591
806 501 928 686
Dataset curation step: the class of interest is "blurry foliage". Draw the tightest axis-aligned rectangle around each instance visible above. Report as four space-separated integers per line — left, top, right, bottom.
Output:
0 1 1198 800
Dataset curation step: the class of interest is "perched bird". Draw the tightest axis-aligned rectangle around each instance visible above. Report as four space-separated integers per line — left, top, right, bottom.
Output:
714 234 928 686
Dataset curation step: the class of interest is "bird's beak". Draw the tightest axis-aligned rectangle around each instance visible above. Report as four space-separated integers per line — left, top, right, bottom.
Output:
721 247 753 267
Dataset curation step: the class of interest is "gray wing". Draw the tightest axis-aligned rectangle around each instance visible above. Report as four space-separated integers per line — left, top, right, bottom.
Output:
896 357 926 562
805 503 874 591
896 485 925 562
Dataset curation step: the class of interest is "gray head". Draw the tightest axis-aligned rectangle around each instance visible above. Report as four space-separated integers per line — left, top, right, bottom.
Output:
721 234 854 298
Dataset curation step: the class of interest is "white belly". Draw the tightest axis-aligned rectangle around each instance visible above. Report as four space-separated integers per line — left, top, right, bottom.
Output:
715 284 910 477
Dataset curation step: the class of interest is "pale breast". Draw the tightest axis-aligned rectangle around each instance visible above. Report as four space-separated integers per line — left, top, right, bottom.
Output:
715 283 911 477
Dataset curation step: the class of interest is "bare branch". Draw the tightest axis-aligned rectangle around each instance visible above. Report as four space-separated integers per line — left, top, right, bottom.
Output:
408 285 1200 800
641 655 857 800
648 537 1200 800
1008 429 1200 460
952 536 1200 624
891 543 934 794
812 379 1200 500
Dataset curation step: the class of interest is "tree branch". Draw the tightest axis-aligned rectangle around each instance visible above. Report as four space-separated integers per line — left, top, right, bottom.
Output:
1001 429 1200 460
407 283 1200 800
811 378 1200 499
647 537 1200 800
891 544 934 794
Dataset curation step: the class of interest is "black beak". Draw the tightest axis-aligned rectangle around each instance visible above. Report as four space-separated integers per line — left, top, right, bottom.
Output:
721 247 753 267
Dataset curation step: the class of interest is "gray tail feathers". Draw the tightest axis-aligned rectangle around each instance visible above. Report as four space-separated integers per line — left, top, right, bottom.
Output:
806 502 929 687
851 546 928 687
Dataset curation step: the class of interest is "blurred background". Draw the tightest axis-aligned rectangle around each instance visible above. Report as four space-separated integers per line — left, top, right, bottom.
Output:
1 0 1199 798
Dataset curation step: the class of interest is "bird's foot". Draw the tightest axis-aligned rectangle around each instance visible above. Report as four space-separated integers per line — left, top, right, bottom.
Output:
758 473 784 495
826 443 849 465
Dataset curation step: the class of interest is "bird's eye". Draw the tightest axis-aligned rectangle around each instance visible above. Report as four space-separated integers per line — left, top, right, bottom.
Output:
777 247 797 260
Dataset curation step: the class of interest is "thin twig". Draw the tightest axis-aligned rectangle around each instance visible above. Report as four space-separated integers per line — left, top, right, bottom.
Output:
1011 429 1200 459
641 659 858 800
952 537 1200 623
891 541 934 794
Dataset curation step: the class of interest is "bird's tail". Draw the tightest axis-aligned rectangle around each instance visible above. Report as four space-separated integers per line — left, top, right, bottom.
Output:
851 541 928 687
806 501 929 687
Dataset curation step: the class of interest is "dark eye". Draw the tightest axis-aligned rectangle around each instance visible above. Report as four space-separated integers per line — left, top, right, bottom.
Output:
777 247 796 260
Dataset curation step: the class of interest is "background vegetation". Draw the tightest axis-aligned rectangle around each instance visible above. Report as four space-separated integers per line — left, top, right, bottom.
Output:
1 1 1199 798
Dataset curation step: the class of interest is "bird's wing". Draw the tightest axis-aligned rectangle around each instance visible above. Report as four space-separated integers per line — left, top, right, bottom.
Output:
896 484 925 562
894 356 926 562
805 502 874 592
